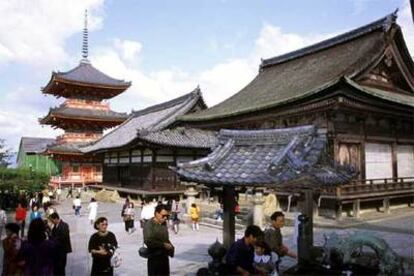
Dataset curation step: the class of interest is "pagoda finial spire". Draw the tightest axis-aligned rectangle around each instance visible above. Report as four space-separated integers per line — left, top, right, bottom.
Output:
81 9 89 62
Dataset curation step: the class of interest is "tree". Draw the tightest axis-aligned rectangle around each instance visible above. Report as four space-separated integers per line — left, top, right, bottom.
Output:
0 139 13 168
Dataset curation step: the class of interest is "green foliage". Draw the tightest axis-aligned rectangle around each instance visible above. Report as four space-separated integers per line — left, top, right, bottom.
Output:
0 167 49 193
0 139 13 168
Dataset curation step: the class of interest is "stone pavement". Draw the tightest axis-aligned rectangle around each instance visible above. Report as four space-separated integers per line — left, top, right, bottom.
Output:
0 197 413 275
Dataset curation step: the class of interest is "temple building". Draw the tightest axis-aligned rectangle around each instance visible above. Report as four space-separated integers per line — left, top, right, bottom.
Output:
16 137 61 175
178 12 414 218
40 12 131 187
82 88 217 197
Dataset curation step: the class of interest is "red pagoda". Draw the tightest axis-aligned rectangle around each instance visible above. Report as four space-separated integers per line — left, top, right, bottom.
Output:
40 11 131 187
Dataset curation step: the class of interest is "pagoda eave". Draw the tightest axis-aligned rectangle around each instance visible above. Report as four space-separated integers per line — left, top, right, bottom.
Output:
40 114 126 126
42 75 130 99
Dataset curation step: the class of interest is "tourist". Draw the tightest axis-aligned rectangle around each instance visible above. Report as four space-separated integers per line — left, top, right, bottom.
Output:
253 240 275 275
73 196 82 216
49 212 72 276
20 218 56 276
226 224 263 275
29 193 37 210
56 188 62 202
0 205 7 238
140 200 154 229
2 223 23 275
88 198 98 225
42 193 51 213
170 199 182 234
66 188 73 199
29 205 42 223
121 198 130 218
214 204 224 221
88 217 118 276
264 211 297 272
123 201 135 234
189 203 200 231
14 203 27 238
143 204 174 276
38 192 44 207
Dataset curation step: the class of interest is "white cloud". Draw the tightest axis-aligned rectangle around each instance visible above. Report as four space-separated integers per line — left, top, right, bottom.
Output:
252 24 336 62
114 39 143 63
0 0 104 68
399 0 414 56
0 109 62 152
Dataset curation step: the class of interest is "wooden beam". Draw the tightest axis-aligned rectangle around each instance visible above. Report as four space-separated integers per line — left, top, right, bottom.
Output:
223 186 236 249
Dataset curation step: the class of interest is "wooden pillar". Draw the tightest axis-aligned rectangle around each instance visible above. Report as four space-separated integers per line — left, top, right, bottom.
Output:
353 199 360 218
391 142 398 179
223 186 236 249
383 197 390 214
173 150 177 189
151 149 156 190
303 189 313 246
335 201 342 221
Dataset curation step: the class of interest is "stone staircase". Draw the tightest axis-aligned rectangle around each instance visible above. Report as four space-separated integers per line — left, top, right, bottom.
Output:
198 205 252 230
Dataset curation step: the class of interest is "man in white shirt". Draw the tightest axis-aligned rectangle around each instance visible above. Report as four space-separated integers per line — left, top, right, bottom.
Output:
73 196 82 216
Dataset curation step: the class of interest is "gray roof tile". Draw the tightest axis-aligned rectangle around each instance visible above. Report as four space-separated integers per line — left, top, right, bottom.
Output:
20 137 56 153
82 88 207 153
40 106 128 124
175 125 355 187
54 61 130 87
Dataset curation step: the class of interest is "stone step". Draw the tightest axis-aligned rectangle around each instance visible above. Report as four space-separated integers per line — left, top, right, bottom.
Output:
199 217 245 230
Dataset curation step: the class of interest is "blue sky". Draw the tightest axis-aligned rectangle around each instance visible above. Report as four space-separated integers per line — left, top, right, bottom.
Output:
0 0 413 153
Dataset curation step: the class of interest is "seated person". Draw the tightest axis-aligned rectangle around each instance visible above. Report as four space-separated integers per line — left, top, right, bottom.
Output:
226 225 263 275
253 240 274 275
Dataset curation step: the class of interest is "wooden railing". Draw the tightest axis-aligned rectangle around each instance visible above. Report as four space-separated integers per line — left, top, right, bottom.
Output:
50 173 102 185
321 177 414 198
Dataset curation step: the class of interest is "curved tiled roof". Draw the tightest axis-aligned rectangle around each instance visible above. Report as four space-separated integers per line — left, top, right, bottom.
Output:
45 142 87 155
54 61 130 87
181 12 413 122
139 128 217 149
40 106 128 125
82 88 207 153
19 137 56 154
174 126 355 186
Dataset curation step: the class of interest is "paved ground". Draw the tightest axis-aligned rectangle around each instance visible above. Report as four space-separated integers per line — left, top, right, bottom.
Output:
0 196 413 275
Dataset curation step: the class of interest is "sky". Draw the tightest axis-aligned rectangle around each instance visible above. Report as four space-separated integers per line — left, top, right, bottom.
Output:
0 0 413 154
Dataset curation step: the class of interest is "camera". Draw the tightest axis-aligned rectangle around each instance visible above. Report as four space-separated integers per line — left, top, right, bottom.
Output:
103 243 117 255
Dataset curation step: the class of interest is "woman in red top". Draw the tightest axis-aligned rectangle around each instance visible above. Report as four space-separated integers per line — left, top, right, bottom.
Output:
15 203 27 238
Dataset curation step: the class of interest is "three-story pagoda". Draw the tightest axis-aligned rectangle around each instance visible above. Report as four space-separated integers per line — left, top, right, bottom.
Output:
40 11 131 186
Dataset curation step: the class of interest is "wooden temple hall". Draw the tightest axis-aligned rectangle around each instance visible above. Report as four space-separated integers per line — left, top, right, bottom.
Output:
176 12 414 218
82 88 217 197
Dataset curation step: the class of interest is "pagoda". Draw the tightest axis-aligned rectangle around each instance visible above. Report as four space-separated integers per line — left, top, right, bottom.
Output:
40 11 131 187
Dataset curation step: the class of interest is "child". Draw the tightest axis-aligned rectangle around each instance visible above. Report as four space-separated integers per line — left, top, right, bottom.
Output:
189 203 200 231
253 240 276 276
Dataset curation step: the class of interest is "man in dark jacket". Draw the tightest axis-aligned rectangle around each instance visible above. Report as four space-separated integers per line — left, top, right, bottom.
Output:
49 212 72 276
143 204 174 276
226 225 263 275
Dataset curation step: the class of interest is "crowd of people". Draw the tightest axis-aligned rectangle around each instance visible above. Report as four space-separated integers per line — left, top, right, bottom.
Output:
1 188 296 276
